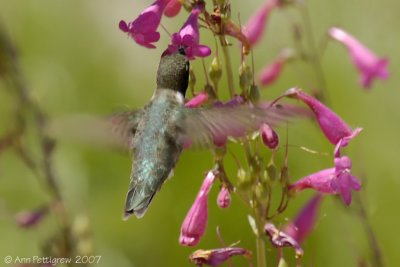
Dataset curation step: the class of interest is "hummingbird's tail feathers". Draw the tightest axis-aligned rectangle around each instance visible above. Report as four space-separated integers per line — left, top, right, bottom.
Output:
123 185 156 220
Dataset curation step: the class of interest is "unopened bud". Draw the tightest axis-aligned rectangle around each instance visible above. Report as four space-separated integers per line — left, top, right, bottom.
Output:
261 123 279 149
255 183 267 203
217 186 231 209
277 257 289 267
239 62 253 94
237 168 251 191
209 57 222 89
249 84 260 102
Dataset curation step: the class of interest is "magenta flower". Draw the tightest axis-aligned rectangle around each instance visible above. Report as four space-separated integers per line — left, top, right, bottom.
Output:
189 247 252 266
217 186 231 209
284 194 323 243
258 50 292 86
119 0 169 48
289 156 361 205
260 123 279 149
185 91 209 108
285 88 362 148
334 156 362 205
258 56 285 86
180 171 216 246
163 0 181 17
244 0 281 46
264 223 304 258
329 27 389 88
166 4 211 59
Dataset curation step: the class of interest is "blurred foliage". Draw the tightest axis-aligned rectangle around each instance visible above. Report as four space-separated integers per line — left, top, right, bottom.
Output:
0 0 399 266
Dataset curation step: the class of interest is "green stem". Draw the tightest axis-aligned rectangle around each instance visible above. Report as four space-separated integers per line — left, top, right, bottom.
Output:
218 36 235 98
254 210 267 267
299 3 329 103
355 195 385 267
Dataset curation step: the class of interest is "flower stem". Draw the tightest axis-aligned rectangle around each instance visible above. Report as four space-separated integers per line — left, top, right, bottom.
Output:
355 195 385 267
298 3 329 103
218 36 235 98
254 210 267 267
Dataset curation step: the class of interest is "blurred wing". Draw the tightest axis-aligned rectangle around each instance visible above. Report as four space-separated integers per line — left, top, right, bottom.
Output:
109 109 145 147
46 109 144 150
181 102 308 148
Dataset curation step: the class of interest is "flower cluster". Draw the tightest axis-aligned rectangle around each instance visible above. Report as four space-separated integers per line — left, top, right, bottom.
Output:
119 0 389 266
120 0 210 59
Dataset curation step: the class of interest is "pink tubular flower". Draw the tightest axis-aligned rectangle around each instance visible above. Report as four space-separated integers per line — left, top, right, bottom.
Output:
164 0 181 17
185 91 209 108
180 171 216 246
289 156 361 205
166 4 211 59
260 123 279 149
264 223 304 258
284 194 323 243
119 0 169 48
285 88 362 148
258 49 292 86
244 0 281 46
258 56 285 86
217 186 231 209
329 27 389 89
189 247 252 266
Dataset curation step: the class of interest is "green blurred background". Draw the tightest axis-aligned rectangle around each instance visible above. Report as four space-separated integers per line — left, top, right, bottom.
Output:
0 0 399 266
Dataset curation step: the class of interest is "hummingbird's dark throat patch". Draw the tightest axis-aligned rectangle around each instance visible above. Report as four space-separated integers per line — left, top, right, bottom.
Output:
156 52 190 97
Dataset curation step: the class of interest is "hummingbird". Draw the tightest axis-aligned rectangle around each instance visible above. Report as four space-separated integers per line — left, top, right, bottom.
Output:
109 49 305 220
45 50 306 220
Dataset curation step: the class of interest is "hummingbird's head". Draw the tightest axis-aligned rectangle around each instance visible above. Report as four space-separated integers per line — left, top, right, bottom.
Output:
157 49 189 96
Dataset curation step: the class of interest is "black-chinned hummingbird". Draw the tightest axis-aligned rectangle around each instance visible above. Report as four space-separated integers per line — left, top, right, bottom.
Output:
111 50 301 219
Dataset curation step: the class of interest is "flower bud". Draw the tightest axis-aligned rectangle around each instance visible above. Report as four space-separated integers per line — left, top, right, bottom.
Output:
239 62 253 94
255 182 267 203
209 57 223 89
260 123 279 149
237 168 252 191
277 257 289 267
217 186 231 209
249 84 261 102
